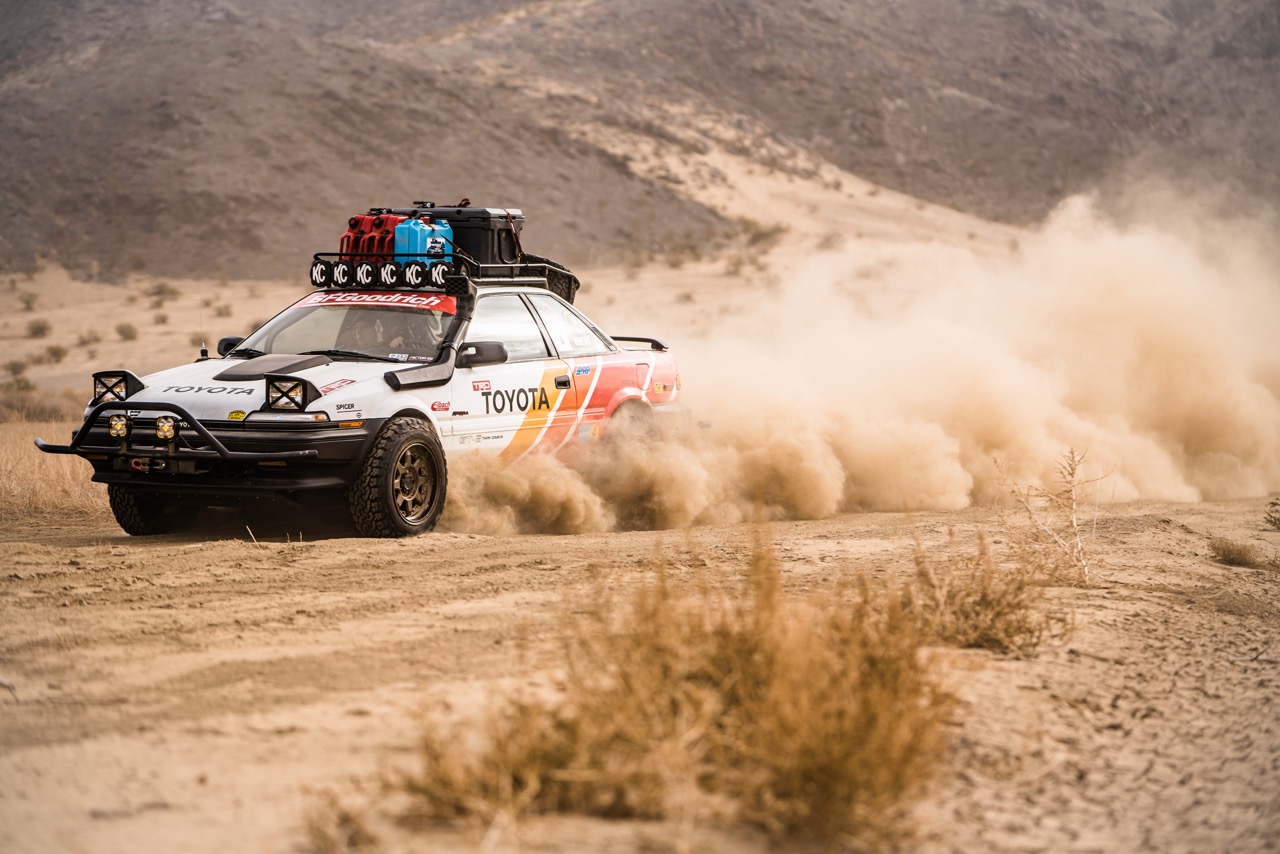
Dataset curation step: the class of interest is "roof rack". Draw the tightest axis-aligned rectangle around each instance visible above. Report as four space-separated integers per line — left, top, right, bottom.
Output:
308 253 580 303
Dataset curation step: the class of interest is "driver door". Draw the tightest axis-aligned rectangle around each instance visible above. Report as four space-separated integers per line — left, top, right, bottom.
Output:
450 293 577 460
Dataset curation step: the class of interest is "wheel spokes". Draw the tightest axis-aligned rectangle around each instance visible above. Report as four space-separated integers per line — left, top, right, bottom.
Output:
392 443 435 522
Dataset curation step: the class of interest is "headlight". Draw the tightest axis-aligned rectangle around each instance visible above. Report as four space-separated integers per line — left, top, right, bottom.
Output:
264 375 320 412
108 414 130 438
268 380 304 409
245 411 330 423
92 371 144 404
155 416 176 439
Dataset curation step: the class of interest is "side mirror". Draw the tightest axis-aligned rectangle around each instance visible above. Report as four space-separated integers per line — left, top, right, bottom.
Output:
456 341 508 368
217 336 244 357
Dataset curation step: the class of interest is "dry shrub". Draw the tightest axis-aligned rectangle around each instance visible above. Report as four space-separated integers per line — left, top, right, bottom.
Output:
146 282 180 300
1265 498 1280 533
401 544 952 846
0 421 108 522
904 532 1070 654
44 344 68 364
18 291 37 311
304 792 378 853
0 387 84 422
27 318 50 338
1003 449 1101 584
1209 537 1264 568
116 322 138 341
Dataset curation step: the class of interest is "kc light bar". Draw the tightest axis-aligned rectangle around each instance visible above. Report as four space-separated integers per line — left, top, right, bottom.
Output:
92 370 145 404
264 375 320 412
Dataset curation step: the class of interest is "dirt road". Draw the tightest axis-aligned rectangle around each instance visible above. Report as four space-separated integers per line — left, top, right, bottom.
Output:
2 499 1277 852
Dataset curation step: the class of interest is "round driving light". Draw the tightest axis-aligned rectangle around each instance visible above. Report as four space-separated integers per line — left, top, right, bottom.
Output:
108 414 129 438
155 416 176 440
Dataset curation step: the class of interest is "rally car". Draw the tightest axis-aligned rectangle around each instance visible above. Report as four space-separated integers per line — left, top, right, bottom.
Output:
36 204 681 537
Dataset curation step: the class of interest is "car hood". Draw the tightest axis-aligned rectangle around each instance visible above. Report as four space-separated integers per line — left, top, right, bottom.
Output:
118 356 392 421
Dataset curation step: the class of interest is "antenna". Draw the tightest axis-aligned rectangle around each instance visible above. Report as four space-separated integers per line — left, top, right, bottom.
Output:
196 305 210 361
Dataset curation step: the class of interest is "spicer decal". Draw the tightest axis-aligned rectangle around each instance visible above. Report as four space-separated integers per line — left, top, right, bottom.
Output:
482 387 551 415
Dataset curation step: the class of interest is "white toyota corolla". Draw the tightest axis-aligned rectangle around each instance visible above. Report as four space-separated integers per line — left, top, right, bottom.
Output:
38 271 680 537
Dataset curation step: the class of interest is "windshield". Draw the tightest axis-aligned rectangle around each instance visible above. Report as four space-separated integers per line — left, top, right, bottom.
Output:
235 291 459 362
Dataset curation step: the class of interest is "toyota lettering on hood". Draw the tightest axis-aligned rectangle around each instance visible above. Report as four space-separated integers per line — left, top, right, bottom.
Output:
129 358 390 420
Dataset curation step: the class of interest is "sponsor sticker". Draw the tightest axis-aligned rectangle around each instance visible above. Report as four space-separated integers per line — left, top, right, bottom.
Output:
431 401 450 412
290 291 458 313
574 366 592 376
578 423 601 443
480 386 551 415
228 410 247 421
472 380 491 392
320 379 356 394
653 381 666 393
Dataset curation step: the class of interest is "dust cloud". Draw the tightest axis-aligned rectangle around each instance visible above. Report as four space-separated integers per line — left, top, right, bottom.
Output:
441 194 1280 535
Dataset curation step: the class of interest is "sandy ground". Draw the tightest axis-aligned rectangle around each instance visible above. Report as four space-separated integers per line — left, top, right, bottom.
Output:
1 502 1278 852
2 153 1279 851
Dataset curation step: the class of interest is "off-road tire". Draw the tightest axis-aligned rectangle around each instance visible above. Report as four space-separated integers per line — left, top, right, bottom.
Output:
348 417 447 537
108 485 200 535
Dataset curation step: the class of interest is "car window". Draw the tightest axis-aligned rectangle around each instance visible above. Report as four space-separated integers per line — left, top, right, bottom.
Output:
466 294 550 362
269 306 345 353
528 294 611 357
246 305 451 360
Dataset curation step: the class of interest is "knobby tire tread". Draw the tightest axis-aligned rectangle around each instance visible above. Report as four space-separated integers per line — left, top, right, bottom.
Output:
348 417 447 537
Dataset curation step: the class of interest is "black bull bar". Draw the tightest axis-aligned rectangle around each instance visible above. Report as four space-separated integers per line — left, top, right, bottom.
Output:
34 401 321 462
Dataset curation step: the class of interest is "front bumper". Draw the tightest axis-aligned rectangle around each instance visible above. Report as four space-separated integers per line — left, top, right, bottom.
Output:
36 401 382 497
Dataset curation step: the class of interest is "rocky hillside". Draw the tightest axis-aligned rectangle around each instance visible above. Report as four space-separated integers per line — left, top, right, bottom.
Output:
0 0 1274 280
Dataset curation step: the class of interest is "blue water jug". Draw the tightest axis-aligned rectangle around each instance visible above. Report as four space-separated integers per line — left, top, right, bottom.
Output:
425 218 453 266
394 216 429 264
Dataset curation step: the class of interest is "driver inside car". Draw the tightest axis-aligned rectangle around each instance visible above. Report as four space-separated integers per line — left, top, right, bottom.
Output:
343 309 437 358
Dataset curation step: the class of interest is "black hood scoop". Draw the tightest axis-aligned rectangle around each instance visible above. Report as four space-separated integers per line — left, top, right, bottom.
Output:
213 354 331 381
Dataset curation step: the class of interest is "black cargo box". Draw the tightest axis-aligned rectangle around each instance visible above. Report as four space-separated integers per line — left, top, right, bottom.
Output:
390 206 524 266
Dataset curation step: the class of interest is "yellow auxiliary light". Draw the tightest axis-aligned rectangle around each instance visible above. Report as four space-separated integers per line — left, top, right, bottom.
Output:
155 416 176 440
108 414 130 438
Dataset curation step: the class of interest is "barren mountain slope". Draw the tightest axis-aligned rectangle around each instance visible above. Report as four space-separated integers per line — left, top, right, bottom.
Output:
0 0 1275 280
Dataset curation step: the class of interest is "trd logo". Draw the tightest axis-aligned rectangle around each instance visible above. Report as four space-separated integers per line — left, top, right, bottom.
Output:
472 380 491 392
